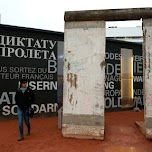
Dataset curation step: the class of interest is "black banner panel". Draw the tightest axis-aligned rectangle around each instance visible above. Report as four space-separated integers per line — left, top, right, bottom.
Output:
105 39 143 111
0 25 63 119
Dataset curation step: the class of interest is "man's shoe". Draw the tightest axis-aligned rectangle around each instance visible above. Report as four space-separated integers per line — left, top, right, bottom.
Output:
26 131 30 136
18 137 24 141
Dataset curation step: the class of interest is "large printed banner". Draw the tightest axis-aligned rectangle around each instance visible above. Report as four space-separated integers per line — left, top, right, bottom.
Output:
0 29 58 119
105 41 143 111
105 52 143 109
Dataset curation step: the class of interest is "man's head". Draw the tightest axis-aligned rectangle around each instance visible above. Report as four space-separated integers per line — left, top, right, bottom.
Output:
20 79 28 88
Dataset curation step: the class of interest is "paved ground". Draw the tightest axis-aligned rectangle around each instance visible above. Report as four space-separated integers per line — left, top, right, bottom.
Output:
0 110 152 152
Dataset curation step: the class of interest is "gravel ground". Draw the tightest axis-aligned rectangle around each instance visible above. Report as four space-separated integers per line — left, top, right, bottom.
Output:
0 110 152 152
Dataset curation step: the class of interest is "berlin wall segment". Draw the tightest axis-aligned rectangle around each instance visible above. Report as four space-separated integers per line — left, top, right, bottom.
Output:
62 21 105 140
62 7 150 140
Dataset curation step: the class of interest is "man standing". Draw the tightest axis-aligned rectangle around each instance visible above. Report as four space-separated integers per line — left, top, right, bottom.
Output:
15 79 34 141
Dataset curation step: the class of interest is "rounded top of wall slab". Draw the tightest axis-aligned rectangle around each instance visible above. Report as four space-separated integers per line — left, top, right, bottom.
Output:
64 7 152 22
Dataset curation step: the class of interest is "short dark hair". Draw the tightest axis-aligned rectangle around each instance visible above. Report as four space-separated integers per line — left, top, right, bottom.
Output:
20 79 28 84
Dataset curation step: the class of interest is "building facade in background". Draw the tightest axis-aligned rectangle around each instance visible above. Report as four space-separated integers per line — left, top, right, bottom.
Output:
106 26 143 43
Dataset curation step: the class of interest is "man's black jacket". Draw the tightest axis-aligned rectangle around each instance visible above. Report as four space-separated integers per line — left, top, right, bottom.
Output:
15 87 34 110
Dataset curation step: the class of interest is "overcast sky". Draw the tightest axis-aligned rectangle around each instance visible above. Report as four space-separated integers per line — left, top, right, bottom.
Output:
0 0 152 32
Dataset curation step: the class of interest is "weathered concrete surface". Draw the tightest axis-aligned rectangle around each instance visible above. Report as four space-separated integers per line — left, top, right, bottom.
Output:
135 121 146 136
62 124 104 140
63 7 152 141
65 8 152 22
62 114 104 126
143 18 152 139
62 21 105 140
62 114 104 140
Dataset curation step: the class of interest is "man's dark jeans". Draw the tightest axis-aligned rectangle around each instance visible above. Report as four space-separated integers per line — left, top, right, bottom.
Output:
17 107 30 137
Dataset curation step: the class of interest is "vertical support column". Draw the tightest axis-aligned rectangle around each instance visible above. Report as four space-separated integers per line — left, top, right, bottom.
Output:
62 21 105 140
143 19 152 139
